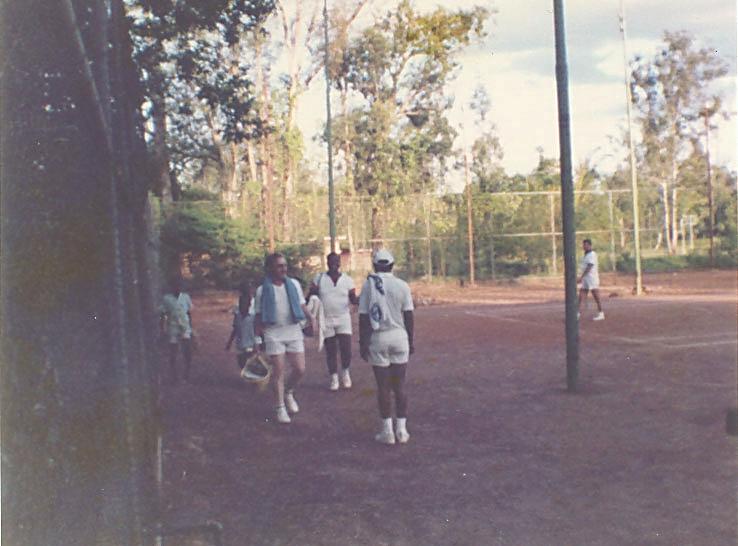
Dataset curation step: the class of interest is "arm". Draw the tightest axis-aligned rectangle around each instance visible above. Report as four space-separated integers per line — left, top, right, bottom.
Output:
254 313 264 338
403 310 415 355
307 283 319 303
578 264 593 284
359 313 372 361
348 288 359 306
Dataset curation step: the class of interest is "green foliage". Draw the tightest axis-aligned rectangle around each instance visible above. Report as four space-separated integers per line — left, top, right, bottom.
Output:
159 201 320 288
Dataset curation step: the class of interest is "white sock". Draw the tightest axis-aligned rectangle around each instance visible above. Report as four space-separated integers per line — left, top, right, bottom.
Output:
396 418 407 432
382 418 393 433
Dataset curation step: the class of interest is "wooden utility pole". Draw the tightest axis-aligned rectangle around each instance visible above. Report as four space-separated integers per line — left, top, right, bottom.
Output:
323 0 337 253
619 0 643 294
553 0 579 391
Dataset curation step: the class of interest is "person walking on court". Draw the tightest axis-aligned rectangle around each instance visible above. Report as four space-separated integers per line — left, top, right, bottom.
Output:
359 249 415 445
578 239 605 321
159 277 194 383
254 253 311 424
225 281 262 371
308 252 359 391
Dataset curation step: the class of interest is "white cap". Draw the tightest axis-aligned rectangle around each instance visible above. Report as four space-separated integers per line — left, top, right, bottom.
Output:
373 248 394 265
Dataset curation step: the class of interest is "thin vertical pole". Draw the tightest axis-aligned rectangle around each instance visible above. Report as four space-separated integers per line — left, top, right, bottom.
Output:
553 0 579 391
549 193 558 274
464 148 476 286
619 0 643 294
424 195 432 281
608 190 617 271
323 0 337 252
704 112 715 267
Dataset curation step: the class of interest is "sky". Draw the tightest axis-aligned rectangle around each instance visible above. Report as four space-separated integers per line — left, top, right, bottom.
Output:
293 0 737 188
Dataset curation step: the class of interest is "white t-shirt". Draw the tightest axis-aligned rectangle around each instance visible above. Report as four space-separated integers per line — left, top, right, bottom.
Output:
160 292 193 339
358 273 414 332
313 272 354 318
580 251 599 284
254 279 305 342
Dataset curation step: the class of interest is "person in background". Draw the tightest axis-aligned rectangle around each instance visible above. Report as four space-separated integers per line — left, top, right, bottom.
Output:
159 277 194 384
578 238 605 321
308 252 359 391
359 249 415 445
226 281 262 370
254 253 311 424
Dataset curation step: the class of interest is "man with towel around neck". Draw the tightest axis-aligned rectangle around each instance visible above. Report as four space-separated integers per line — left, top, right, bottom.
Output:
254 253 312 424
359 249 415 445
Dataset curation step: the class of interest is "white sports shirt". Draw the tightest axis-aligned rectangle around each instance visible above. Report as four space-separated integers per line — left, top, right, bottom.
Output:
358 272 414 332
580 251 599 285
313 272 354 319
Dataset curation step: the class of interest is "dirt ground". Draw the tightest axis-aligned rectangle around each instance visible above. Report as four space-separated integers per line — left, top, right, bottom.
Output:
160 270 737 546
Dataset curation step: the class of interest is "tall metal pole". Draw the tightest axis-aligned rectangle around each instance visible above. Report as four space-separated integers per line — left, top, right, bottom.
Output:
323 0 337 252
619 0 643 295
703 112 716 267
552 0 579 391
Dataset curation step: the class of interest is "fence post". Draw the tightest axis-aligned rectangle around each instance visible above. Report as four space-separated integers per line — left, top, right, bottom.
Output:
424 194 432 281
549 193 558 274
608 190 616 272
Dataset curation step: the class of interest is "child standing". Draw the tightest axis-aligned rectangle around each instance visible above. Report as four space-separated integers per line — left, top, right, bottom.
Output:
159 277 194 384
226 282 262 369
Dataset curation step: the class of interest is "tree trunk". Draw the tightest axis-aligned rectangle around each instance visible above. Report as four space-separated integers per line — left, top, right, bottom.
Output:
660 181 672 254
371 204 382 249
671 185 679 254
255 35 275 251
150 92 177 203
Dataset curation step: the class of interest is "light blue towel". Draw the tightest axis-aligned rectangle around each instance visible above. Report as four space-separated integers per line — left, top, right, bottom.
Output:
261 277 306 325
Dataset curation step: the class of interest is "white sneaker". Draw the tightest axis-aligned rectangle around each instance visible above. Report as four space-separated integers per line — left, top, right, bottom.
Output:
329 374 339 391
341 369 352 389
374 430 396 445
396 429 410 444
276 406 291 424
285 391 300 414
593 312 605 321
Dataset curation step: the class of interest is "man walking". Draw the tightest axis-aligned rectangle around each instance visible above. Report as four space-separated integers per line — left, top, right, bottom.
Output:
359 249 415 445
578 239 605 321
254 253 311 424
309 252 359 391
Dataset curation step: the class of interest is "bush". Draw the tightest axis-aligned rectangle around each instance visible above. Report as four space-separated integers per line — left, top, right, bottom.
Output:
159 202 321 289
617 250 737 273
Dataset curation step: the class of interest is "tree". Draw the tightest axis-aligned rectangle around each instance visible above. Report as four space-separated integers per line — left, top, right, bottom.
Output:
339 0 489 241
630 31 728 254
127 0 275 204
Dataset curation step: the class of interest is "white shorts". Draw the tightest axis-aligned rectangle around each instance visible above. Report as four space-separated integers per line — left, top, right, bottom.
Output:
369 328 409 367
265 338 304 356
324 313 352 337
582 277 600 290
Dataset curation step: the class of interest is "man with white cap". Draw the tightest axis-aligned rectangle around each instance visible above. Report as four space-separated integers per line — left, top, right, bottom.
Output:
358 249 415 445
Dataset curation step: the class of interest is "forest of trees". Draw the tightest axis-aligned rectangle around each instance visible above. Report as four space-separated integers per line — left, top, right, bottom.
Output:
125 0 737 287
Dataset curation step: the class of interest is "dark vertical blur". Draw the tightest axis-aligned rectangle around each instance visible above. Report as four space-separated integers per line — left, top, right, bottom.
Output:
1 1 160 544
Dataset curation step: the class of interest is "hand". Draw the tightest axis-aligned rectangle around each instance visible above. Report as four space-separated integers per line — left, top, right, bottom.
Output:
225 343 231 352
409 344 415 356
360 343 369 362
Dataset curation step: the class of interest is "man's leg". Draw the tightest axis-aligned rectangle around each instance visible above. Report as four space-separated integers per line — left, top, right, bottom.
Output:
285 350 306 393
591 289 603 313
372 366 392 419
338 334 352 371
388 364 408 418
324 336 339 375
270 353 287 409
578 288 588 314
181 338 192 381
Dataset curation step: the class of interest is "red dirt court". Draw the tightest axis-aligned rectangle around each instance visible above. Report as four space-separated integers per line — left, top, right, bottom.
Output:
160 270 737 546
